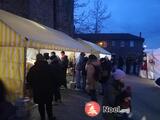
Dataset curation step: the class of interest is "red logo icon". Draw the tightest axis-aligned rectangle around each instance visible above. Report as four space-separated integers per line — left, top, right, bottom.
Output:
85 101 101 117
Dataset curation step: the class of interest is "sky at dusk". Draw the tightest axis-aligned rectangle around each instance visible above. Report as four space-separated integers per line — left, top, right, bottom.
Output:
77 0 160 49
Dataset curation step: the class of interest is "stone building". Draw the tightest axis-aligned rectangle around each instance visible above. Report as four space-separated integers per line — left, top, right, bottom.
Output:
75 33 145 59
0 0 74 36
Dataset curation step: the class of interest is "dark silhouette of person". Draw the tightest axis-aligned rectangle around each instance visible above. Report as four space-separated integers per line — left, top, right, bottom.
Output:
126 57 132 74
118 56 124 70
43 53 50 64
100 57 112 95
27 54 56 120
111 55 118 70
75 52 86 90
50 54 63 104
60 51 69 88
0 79 16 120
133 58 138 75
50 52 60 63
81 56 88 92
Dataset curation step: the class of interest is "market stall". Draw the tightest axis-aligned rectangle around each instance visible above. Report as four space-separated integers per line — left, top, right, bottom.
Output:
139 48 160 87
0 10 90 101
142 49 160 80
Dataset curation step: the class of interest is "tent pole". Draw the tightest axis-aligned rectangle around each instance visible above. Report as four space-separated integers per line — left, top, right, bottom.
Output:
38 48 40 53
73 51 76 82
23 37 28 97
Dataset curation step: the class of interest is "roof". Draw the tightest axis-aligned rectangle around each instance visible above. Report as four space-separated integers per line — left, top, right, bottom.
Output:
74 33 144 42
82 40 111 55
0 10 90 52
77 38 111 55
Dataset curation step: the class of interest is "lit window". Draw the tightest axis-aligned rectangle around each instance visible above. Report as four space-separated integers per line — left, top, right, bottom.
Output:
120 41 125 47
130 41 135 47
97 41 107 47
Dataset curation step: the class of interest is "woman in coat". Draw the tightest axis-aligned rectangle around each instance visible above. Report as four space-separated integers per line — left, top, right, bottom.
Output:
85 54 100 101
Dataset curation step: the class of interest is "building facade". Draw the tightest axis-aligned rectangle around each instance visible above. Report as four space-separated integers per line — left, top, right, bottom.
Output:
0 0 74 36
75 33 145 59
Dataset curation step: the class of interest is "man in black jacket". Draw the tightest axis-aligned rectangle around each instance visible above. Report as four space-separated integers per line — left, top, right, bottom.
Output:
27 54 57 120
60 51 69 88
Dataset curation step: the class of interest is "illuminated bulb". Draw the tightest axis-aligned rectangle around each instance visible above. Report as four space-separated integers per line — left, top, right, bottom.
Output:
99 42 103 46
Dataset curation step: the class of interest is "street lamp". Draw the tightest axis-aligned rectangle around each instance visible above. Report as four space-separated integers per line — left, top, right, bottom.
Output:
143 45 147 49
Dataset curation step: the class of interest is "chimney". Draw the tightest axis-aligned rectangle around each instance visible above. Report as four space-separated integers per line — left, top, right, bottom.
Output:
139 32 142 38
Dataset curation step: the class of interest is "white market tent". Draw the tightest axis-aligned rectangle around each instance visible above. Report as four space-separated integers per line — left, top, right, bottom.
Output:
82 40 111 55
77 38 111 59
0 10 90 52
0 10 91 101
143 48 160 80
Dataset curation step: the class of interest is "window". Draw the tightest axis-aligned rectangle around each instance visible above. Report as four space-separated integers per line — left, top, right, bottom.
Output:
111 41 116 47
120 41 125 47
130 41 135 47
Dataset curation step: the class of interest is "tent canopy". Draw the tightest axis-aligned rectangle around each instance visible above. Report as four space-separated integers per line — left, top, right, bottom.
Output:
0 10 90 52
144 48 160 80
77 38 111 55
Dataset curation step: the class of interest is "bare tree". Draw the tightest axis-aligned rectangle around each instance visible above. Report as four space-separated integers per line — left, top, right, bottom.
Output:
74 0 91 33
74 0 111 33
90 0 111 33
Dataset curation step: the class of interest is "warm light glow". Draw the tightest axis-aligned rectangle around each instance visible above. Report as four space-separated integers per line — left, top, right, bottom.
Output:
99 42 103 46
97 41 107 47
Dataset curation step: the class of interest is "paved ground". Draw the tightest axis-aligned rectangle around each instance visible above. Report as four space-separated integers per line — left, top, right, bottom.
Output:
125 75 160 120
30 75 160 120
30 89 102 120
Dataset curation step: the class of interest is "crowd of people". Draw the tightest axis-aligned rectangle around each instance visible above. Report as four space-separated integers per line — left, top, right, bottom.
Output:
75 53 132 119
0 51 134 120
26 51 69 120
116 55 142 76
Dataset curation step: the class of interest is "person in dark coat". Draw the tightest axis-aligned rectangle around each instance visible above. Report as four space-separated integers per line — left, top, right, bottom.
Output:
60 51 69 88
43 53 51 64
100 57 112 95
133 58 138 75
27 54 56 120
50 52 60 63
0 79 16 120
118 56 124 70
81 57 88 92
126 57 132 74
103 69 125 120
50 54 63 104
75 52 85 90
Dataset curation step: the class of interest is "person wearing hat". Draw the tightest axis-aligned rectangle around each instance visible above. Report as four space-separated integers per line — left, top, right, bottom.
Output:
102 68 126 120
